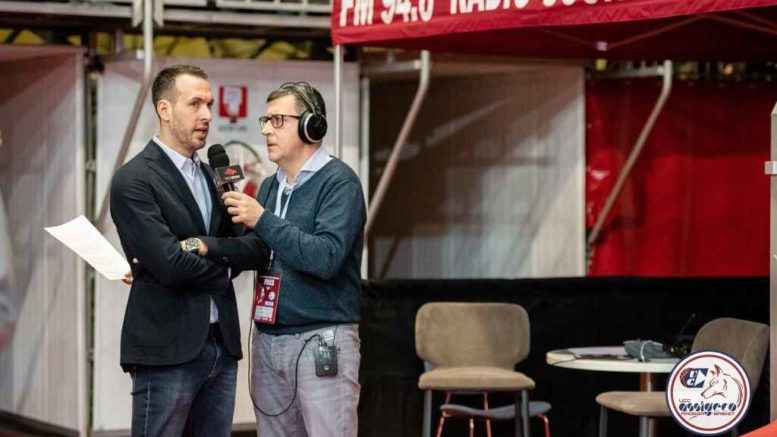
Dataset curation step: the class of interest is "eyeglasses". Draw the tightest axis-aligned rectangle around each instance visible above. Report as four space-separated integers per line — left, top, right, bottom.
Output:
258 114 300 129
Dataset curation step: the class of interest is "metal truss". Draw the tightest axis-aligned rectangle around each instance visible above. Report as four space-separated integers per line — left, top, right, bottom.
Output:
0 0 331 32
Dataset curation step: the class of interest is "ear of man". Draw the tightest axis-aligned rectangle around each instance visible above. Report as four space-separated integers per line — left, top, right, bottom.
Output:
157 97 173 123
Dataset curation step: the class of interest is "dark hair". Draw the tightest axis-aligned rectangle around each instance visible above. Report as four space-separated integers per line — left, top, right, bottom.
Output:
151 65 208 116
267 82 326 117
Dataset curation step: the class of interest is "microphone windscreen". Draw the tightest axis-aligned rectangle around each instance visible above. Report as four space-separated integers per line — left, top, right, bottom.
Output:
207 144 230 168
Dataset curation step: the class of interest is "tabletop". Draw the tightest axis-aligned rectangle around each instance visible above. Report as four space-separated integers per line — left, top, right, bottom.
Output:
546 346 680 373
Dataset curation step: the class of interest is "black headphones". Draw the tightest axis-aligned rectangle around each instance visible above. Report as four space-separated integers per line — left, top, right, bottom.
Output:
279 81 328 144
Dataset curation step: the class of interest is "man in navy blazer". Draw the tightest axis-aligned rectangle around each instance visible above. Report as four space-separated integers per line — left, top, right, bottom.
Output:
110 65 253 437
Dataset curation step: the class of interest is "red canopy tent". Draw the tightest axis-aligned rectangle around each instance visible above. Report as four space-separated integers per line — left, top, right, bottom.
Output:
329 0 777 432
333 0 777 59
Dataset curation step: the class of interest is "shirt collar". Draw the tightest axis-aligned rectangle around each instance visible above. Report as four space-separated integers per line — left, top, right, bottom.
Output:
276 146 331 187
154 136 201 171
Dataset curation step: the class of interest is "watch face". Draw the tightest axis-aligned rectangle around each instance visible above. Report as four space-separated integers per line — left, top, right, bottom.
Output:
185 239 198 252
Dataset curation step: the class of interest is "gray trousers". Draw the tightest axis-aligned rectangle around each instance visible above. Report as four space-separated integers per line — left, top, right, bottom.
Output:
252 324 361 437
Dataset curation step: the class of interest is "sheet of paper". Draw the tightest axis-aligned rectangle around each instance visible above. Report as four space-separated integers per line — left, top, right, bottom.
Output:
568 346 627 357
45 215 130 281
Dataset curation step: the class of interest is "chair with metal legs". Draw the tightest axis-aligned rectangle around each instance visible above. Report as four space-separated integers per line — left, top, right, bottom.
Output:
437 392 553 437
416 302 536 437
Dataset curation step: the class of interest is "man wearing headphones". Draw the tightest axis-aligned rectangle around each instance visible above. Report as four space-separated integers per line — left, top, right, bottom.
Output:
194 82 365 437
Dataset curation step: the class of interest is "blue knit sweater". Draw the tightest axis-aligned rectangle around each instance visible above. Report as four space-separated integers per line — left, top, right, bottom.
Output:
251 158 366 334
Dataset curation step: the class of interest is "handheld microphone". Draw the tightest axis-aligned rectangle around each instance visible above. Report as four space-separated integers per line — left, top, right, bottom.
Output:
208 144 247 236
207 144 245 195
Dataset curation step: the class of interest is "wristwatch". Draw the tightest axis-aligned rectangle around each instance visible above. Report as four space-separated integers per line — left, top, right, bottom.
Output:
183 237 202 253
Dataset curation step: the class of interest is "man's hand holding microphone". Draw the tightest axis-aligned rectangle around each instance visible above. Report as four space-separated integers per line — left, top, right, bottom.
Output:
207 143 264 228
223 191 264 229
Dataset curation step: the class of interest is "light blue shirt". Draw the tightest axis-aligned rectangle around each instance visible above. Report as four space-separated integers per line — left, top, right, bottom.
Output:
276 146 333 192
154 137 218 323
154 137 213 233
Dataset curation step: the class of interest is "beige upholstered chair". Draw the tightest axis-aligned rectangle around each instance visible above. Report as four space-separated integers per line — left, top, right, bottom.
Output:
416 302 536 437
596 318 769 437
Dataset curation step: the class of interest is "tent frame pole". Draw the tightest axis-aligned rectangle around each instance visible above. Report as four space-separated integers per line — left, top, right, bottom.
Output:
359 75 370 278
335 44 344 159
364 50 431 241
97 0 154 228
587 61 673 262
766 103 777 420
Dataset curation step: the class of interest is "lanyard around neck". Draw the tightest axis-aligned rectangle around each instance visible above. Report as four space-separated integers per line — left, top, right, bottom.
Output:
267 179 293 271
274 179 293 220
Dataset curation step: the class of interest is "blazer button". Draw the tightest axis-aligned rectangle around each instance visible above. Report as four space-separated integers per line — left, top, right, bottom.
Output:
132 258 139 264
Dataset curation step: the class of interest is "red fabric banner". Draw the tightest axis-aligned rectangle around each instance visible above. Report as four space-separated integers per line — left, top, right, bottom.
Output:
332 0 777 59
586 79 777 276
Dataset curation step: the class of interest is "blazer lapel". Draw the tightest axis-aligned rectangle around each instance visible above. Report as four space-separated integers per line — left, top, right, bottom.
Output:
201 163 223 236
142 142 208 235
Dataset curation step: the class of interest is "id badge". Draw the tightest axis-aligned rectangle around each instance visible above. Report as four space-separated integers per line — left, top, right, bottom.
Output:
253 275 281 324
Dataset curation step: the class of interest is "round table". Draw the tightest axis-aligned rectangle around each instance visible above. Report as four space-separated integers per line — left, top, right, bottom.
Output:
546 346 680 437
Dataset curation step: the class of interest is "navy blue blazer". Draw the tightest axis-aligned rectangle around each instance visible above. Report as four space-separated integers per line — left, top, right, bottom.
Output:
110 141 242 369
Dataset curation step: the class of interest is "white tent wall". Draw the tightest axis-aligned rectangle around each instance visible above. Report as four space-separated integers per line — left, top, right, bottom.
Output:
370 65 585 278
0 47 87 434
93 58 360 433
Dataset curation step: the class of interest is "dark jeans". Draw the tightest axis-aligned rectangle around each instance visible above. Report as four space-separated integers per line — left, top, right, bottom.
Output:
130 326 238 437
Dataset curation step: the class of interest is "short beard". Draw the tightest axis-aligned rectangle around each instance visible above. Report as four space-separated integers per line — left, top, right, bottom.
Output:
171 117 203 154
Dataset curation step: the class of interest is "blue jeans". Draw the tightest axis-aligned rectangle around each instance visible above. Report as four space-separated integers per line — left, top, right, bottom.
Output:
130 328 238 437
